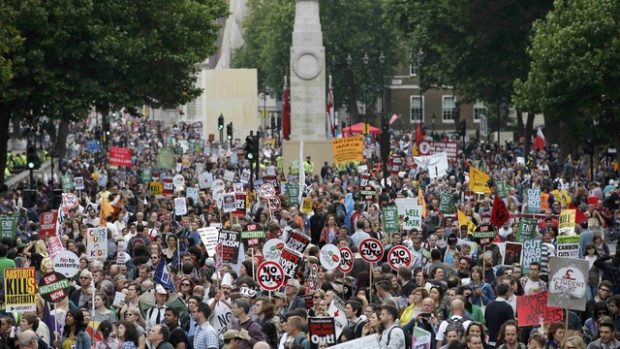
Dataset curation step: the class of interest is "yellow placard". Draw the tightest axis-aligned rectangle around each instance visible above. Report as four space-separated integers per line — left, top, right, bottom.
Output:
457 209 477 235
149 181 163 196
469 167 491 194
4 267 37 312
558 209 576 235
301 197 313 214
331 136 364 165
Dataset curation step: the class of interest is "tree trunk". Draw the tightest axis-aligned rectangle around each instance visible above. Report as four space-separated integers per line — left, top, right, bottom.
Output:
54 119 70 159
347 68 359 124
516 110 524 141
0 111 10 188
524 112 535 157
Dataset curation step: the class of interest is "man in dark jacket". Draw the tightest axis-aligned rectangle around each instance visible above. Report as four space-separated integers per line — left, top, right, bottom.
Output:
594 246 620 294
484 284 515 346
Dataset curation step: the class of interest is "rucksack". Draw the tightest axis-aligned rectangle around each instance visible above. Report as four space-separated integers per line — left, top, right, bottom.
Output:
444 317 467 338
387 326 412 349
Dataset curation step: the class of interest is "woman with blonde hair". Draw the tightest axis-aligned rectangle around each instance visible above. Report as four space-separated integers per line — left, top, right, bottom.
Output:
23 239 48 271
562 336 585 349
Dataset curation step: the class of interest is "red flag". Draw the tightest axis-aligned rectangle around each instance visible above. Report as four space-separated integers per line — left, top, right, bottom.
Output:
534 128 545 150
490 195 509 228
415 124 424 146
282 77 291 140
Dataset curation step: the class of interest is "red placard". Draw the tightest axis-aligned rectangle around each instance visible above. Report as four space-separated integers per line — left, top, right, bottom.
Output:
517 292 563 327
109 147 132 167
257 260 285 292
358 238 384 263
39 211 58 238
163 177 174 196
387 245 413 271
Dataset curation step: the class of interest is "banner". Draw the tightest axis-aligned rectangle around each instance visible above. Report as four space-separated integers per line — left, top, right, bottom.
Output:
331 136 364 165
527 189 541 213
109 146 132 167
414 152 449 179
457 209 476 235
558 209 576 235
521 239 541 273
469 167 490 194
516 218 537 242
217 230 240 263
382 206 399 233
308 317 337 349
4 267 37 312
439 192 455 214
557 235 580 258
517 292 563 327
547 257 589 311
0 214 18 240
86 227 108 260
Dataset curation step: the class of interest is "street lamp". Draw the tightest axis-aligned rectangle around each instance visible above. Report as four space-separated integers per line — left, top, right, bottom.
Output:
417 48 425 128
362 52 370 135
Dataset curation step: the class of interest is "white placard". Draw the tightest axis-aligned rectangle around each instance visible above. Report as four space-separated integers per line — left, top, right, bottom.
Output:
174 197 187 216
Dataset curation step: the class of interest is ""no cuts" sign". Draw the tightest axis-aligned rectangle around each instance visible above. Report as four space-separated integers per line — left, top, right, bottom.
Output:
387 245 413 271
358 238 384 263
257 260 285 292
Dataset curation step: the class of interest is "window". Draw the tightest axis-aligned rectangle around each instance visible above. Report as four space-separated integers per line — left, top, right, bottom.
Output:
442 96 456 122
473 101 487 123
410 96 424 122
410 63 419 76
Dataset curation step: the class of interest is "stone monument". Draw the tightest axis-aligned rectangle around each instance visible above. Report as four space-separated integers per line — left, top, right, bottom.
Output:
289 0 326 141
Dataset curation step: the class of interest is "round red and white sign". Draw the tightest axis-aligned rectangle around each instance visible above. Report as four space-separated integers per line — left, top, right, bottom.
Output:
62 193 79 209
337 247 354 273
257 260 285 292
419 141 431 155
262 238 285 261
358 238 384 263
319 244 341 271
258 184 276 199
387 245 413 271
173 174 185 189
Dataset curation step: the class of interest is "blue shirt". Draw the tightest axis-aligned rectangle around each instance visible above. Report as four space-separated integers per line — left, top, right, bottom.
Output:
193 322 219 349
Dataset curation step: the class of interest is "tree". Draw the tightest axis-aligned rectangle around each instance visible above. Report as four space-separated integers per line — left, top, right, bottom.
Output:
513 0 620 161
385 0 552 151
233 0 400 122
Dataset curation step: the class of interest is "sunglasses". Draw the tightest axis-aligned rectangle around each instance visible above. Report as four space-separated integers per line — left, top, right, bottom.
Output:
182 283 191 286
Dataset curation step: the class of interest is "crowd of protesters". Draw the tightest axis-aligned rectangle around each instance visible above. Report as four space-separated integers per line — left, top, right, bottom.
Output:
1 111 620 349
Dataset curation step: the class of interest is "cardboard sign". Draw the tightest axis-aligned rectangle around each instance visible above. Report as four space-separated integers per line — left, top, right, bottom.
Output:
217 230 240 263
338 247 354 274
4 267 37 312
256 261 285 292
521 239 542 273
308 317 337 349
358 238 384 263
38 272 71 303
517 292 563 327
557 235 580 258
547 257 589 311
52 250 80 278
197 227 219 257
527 189 541 213
278 247 303 279
39 211 58 238
387 245 413 271
87 227 108 260
503 242 522 266
174 197 187 216
319 244 341 271
109 146 132 167
331 135 364 165
285 230 311 253
263 239 285 261
382 206 399 233
558 209 576 235
328 295 348 338
516 218 538 242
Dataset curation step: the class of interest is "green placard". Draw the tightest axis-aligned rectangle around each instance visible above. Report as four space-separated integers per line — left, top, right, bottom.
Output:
382 205 399 233
439 192 455 214
141 168 152 183
286 183 300 205
0 215 18 240
473 230 496 239
241 231 266 239
516 218 538 242
157 147 176 170
61 174 74 191
496 180 508 198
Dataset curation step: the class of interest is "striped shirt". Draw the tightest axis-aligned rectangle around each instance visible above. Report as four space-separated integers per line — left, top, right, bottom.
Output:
193 322 219 349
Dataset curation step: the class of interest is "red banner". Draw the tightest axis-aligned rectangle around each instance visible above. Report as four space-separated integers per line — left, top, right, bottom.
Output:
39 211 58 238
109 147 132 167
517 292 563 327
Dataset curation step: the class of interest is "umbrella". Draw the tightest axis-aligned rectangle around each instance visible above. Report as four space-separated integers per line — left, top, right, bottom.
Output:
342 122 382 136
138 288 189 322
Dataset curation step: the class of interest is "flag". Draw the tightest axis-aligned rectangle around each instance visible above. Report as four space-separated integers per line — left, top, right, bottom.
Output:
490 195 509 228
457 209 476 235
326 75 335 138
389 113 400 125
298 138 305 205
418 189 427 219
415 124 424 147
534 128 545 150
154 259 175 291
469 166 491 194
282 76 291 140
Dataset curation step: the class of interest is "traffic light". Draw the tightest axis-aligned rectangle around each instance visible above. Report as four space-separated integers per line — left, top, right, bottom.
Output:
218 114 224 130
226 122 233 141
245 136 255 161
27 146 40 169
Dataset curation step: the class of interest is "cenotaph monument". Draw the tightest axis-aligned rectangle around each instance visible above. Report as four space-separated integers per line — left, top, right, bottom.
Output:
282 0 332 174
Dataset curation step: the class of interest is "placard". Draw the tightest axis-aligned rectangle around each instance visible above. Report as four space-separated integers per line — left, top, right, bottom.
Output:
263 239 285 261
217 230 240 263
186 187 200 203
358 238 384 263
556 235 580 258
309 317 337 349
403 204 423 231
558 209 576 235
0 214 18 240
382 206 399 233
521 239 541 273
73 176 85 190
516 218 538 242
162 177 174 196
149 181 163 196
198 171 213 189
223 193 236 213
503 242 522 266
223 170 235 182
439 192 455 213
527 189 541 213
547 257 589 311
198 227 219 257
38 272 71 303
256 261 285 292
174 197 187 216
173 174 185 189
328 295 348 338
331 136 364 165
324 335 380 349
278 247 303 279
39 211 58 238
46 236 64 260
4 267 37 312
87 227 108 260
319 244 341 271
338 247 354 274
285 230 311 253
52 250 80 278
109 146 132 167
517 292 563 327
387 245 413 271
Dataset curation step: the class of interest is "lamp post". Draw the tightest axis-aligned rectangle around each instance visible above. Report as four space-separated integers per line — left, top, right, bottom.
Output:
418 49 425 131
362 52 370 135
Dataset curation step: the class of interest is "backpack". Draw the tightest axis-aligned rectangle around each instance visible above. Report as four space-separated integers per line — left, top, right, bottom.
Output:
387 326 412 349
444 317 467 338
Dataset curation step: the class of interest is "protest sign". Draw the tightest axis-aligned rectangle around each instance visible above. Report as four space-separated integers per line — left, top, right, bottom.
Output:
557 235 580 258
256 261 285 292
0 214 17 240
331 136 364 165
109 146 132 167
503 242 522 265
173 174 185 189
223 170 235 182
4 267 37 312
38 272 71 303
469 167 491 194
403 204 423 231
279 247 303 279
61 173 74 191
198 171 213 189
395 198 416 216
517 292 563 327
388 245 413 271
186 187 199 202
117 241 128 265
323 335 380 349
39 211 57 238
358 238 384 263
285 230 311 253
328 295 348 338
319 244 341 271
414 152 449 179
86 140 99 152
198 227 219 257
210 301 233 334
516 218 538 242
472 224 496 247
527 189 541 213
308 317 337 349
382 206 399 233
240 228 265 248
338 247 354 273
496 180 508 198
558 209 576 235
439 192 455 214
52 250 80 278
149 181 163 196
263 239 285 261
46 236 64 260
457 209 476 235
162 177 174 196
521 239 542 273
73 176 85 190
217 230 240 263
113 292 126 307
547 257 589 311
87 227 108 260
412 327 433 349
222 193 236 213
157 147 176 170
174 197 187 216
141 168 152 183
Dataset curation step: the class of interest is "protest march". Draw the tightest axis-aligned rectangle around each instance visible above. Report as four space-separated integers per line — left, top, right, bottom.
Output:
1 113 620 349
